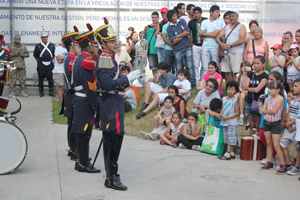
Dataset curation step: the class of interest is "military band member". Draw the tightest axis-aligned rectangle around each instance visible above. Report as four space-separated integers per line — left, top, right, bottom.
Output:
71 24 100 173
0 33 11 96
33 26 55 97
94 18 141 190
8 34 30 97
60 26 80 161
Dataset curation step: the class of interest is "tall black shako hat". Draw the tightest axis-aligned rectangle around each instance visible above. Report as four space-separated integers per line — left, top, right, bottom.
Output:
62 26 79 54
75 23 98 56
94 17 117 53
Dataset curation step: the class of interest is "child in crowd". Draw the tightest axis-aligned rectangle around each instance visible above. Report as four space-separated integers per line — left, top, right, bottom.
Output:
121 66 137 112
236 61 251 126
283 80 300 176
173 69 191 101
259 71 288 165
218 81 240 160
286 44 300 91
153 96 176 129
269 44 286 77
159 112 185 148
287 90 293 109
177 112 203 150
208 98 223 128
168 85 188 120
259 81 285 174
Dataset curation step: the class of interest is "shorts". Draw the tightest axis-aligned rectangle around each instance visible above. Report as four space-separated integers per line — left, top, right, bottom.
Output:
148 54 158 70
280 128 300 149
263 120 281 134
287 74 300 83
245 102 260 116
224 125 239 145
53 73 65 86
221 52 243 74
150 82 168 104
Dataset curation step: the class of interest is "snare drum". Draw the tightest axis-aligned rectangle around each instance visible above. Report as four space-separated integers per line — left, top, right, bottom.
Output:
0 120 28 175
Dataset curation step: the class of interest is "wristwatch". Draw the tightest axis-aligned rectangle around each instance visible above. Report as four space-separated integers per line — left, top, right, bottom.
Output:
230 44 233 48
201 32 204 36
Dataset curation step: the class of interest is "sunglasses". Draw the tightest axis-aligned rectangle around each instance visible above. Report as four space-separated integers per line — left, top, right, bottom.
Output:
206 84 213 88
119 64 125 67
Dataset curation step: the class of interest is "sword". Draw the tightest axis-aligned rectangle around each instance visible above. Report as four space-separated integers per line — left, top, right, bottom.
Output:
91 136 103 169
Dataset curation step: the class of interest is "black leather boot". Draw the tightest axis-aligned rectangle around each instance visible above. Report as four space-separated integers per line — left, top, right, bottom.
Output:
49 80 55 97
39 80 44 97
106 134 127 190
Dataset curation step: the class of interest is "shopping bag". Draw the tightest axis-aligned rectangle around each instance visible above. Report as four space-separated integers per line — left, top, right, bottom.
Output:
197 113 208 135
154 35 165 48
200 118 224 155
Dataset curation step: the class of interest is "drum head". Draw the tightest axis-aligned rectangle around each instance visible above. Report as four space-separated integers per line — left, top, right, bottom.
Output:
0 121 27 175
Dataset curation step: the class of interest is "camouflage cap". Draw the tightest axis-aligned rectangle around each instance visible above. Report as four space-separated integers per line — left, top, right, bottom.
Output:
14 34 21 41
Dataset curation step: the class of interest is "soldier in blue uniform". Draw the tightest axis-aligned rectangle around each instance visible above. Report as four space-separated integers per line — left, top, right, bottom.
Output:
33 26 55 97
0 33 11 96
94 18 141 190
60 26 80 160
71 24 100 173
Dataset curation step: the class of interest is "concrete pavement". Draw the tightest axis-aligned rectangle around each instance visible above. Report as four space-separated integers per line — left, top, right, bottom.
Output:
0 96 298 200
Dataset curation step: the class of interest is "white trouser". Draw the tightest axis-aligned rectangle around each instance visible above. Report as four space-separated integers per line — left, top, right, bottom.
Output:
192 45 202 85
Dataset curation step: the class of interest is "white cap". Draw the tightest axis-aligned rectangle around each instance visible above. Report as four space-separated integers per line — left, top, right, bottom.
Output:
229 10 239 15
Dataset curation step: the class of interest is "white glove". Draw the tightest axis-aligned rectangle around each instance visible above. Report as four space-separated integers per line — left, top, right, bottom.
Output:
127 70 140 83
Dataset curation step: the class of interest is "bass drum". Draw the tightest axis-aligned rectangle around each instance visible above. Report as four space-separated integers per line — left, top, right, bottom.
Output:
0 120 28 175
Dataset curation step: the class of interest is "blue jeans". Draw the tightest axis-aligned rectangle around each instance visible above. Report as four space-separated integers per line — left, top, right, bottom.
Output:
201 47 219 80
165 49 176 74
174 47 195 85
157 47 165 63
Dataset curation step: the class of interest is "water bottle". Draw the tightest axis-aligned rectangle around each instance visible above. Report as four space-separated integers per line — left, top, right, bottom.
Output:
155 71 161 83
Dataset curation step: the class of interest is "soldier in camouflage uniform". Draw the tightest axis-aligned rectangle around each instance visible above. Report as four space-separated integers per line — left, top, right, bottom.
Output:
8 34 30 97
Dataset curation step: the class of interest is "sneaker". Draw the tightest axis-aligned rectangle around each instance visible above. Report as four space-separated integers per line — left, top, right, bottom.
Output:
292 157 297 167
286 165 293 171
276 165 287 175
135 111 146 119
172 143 177 148
287 167 300 176
239 117 244 126
218 154 231 160
149 133 158 141
260 158 268 165
191 145 200 151
260 161 273 170
230 153 236 159
160 140 165 145
178 143 187 149
139 131 151 140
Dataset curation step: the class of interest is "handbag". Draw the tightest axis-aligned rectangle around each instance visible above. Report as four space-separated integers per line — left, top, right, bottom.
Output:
250 72 260 114
199 116 224 155
155 34 165 48
197 113 208 135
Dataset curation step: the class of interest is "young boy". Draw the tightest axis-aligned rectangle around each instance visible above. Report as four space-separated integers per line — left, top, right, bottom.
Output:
286 44 300 91
282 79 300 175
173 69 191 101
208 98 223 128
121 66 137 112
269 44 286 77
218 81 239 160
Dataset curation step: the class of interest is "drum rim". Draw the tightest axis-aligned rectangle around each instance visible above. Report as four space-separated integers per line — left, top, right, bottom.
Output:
0 120 28 175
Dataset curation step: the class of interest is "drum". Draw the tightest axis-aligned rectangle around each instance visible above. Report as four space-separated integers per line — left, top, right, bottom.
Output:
240 135 266 160
0 120 28 175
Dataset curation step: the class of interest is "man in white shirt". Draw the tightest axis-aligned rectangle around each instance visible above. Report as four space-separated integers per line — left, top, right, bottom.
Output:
53 41 67 103
115 40 132 71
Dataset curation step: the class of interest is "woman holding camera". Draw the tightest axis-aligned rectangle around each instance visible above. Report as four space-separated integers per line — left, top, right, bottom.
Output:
245 55 268 135
126 31 139 66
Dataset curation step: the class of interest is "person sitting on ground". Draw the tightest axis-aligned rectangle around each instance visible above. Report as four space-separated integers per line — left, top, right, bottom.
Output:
235 60 251 126
192 78 220 120
173 68 191 101
218 81 240 160
153 96 176 129
208 98 223 128
136 62 177 119
178 112 203 150
121 66 137 112
159 111 185 148
196 61 223 96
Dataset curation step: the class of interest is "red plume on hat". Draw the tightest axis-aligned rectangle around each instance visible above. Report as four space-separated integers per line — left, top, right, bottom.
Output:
73 26 79 32
86 23 93 31
104 17 109 25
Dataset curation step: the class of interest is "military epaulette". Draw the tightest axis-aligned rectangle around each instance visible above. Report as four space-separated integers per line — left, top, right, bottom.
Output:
81 57 95 70
98 53 114 69
2 48 10 56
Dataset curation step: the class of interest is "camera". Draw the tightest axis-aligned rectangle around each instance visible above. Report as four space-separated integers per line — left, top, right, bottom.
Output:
147 25 153 28
258 94 268 101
